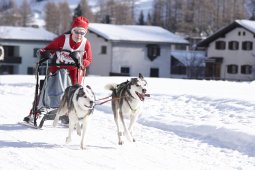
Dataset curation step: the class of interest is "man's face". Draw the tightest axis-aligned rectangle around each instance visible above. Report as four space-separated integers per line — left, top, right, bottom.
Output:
72 29 86 43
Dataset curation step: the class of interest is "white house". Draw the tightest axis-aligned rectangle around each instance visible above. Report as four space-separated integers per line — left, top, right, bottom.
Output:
197 20 255 81
87 23 189 77
0 26 56 75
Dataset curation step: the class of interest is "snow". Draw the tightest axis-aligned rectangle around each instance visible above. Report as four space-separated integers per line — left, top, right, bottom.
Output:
236 20 255 33
0 26 56 41
89 23 189 43
0 75 255 170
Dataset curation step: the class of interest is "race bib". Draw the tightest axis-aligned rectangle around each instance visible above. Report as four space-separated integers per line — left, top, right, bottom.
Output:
56 51 81 64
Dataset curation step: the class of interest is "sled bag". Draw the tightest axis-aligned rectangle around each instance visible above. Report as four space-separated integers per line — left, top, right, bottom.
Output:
37 69 72 109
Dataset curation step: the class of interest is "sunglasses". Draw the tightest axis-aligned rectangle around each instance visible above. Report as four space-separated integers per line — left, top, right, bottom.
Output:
73 30 86 35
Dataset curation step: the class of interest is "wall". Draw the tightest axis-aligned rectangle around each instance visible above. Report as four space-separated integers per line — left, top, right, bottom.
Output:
111 42 171 77
86 32 112 76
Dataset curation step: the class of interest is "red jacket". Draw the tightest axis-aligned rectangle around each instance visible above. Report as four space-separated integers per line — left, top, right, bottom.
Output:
41 34 92 85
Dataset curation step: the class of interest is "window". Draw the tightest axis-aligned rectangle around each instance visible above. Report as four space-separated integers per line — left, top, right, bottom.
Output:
150 68 159 77
121 67 130 74
101 46 107 54
27 67 34 75
227 65 238 74
242 41 253 50
147 44 160 61
175 44 187 50
241 65 252 74
3 46 15 56
215 41 226 50
228 41 239 50
33 48 40 58
171 56 186 75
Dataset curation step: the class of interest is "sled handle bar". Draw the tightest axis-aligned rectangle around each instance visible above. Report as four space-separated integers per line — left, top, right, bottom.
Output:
39 63 76 67
37 49 84 66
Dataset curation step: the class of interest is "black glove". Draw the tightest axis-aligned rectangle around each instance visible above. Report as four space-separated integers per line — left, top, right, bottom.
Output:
41 50 51 59
69 51 80 68
76 62 81 69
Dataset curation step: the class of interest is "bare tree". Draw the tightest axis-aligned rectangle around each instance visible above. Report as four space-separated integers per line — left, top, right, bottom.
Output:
114 2 132 24
19 0 32 27
59 2 72 33
0 0 19 26
152 0 164 27
94 0 133 24
126 0 138 24
45 2 60 34
184 52 205 79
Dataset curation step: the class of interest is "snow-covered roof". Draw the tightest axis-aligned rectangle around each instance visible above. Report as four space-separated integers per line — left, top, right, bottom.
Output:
197 19 255 47
89 23 189 44
171 50 206 66
0 26 57 41
235 19 255 33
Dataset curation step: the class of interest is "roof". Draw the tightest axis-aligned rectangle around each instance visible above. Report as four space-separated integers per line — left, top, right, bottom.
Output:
0 26 57 41
88 23 189 44
197 20 255 47
171 50 206 66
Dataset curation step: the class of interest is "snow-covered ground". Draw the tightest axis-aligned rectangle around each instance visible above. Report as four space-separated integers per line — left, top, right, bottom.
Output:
0 75 255 170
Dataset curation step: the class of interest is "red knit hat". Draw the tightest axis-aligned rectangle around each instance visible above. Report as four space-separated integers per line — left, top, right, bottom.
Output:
71 16 89 31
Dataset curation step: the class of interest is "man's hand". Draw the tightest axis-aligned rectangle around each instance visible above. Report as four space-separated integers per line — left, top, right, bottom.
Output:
41 50 51 58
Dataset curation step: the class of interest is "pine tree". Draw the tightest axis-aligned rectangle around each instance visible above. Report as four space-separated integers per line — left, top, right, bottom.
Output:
137 10 145 25
74 0 94 21
74 4 82 18
146 12 152 25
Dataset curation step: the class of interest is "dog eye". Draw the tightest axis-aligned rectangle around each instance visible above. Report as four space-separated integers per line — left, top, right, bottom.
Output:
136 85 140 87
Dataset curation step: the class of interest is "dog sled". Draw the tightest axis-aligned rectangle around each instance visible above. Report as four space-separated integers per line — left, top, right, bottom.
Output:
21 49 84 129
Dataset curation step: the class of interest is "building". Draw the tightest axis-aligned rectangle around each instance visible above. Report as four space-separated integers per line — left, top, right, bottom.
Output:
0 24 190 78
87 23 189 77
0 26 56 75
197 20 255 81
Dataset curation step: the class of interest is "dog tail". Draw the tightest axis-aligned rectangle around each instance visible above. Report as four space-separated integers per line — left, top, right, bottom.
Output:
104 83 117 91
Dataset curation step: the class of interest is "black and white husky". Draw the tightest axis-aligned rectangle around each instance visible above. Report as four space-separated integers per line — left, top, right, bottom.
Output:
105 73 149 145
53 84 95 149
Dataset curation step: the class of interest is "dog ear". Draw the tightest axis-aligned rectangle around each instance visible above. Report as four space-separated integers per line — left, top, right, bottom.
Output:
139 73 144 80
130 78 138 85
86 85 91 89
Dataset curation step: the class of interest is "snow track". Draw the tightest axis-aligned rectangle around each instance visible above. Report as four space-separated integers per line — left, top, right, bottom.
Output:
1 75 255 170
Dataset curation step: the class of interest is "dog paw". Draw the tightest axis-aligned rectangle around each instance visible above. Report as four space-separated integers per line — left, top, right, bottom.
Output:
66 137 71 144
118 141 124 145
80 144 86 150
76 125 81 136
52 118 58 127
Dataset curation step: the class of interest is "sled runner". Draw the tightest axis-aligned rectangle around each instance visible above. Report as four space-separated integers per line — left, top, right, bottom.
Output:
22 49 85 128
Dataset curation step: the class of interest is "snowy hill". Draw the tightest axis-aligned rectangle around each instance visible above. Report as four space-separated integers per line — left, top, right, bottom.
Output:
0 75 255 170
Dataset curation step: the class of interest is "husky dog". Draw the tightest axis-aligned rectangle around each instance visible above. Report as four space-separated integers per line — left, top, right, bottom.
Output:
53 84 95 149
105 73 149 145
